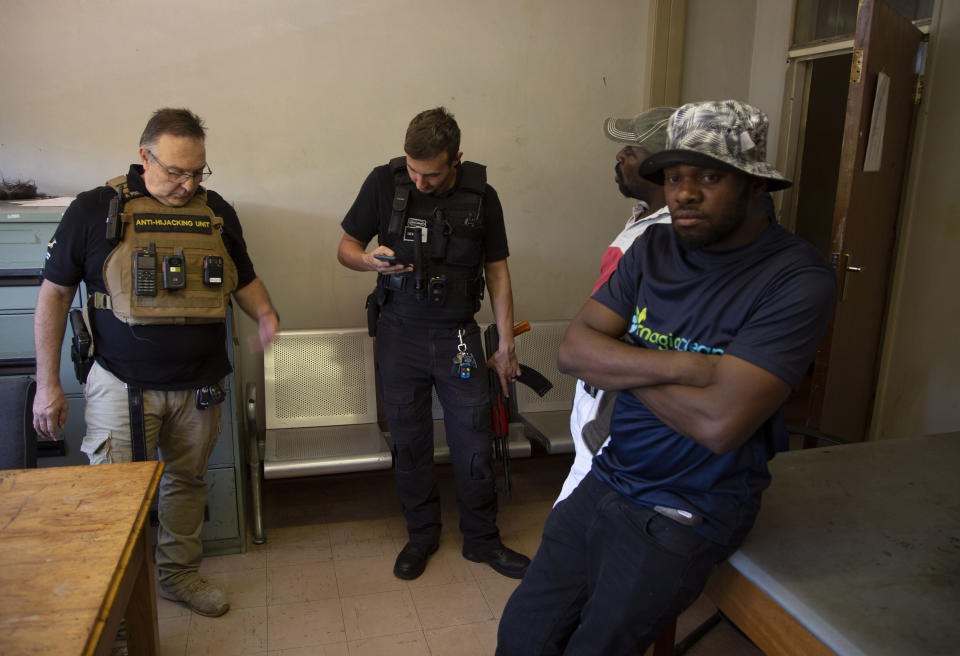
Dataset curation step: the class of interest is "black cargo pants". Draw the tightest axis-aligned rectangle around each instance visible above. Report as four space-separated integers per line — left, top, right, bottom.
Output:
375 314 501 550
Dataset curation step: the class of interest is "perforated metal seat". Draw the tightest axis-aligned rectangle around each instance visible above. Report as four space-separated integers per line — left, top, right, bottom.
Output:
262 328 391 477
514 321 577 454
248 328 392 543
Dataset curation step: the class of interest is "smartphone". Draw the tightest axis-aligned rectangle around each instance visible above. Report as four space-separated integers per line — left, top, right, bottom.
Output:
374 253 397 263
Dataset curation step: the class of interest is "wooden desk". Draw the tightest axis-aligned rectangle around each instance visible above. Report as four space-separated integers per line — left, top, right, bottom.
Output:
0 461 164 655
705 433 960 656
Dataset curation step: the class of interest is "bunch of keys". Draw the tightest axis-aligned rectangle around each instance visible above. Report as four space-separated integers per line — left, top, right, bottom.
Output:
451 328 476 379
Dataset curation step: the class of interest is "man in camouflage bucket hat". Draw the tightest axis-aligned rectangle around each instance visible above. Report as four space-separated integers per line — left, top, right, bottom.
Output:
497 101 836 654
639 99 791 190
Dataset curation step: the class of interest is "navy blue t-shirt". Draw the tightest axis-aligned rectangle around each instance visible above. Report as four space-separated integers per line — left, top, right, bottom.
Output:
590 221 836 546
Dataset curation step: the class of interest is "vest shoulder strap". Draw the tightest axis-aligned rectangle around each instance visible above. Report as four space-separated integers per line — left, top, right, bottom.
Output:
105 175 126 190
389 156 411 184
104 174 209 203
385 158 486 239
388 158 412 240
105 174 144 202
458 161 487 195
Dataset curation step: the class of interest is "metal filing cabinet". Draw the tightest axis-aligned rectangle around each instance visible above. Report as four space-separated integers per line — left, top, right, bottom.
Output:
201 308 248 556
0 200 83 463
0 199 247 555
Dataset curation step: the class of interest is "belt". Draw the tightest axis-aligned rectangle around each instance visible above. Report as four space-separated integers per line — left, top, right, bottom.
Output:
653 505 703 526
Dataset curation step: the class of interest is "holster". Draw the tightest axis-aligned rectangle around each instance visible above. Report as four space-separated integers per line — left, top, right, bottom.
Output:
365 285 387 337
69 307 93 384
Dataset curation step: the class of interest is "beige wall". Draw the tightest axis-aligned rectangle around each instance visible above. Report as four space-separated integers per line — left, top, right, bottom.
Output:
679 0 792 159
746 1 793 164
1 0 652 391
680 0 755 103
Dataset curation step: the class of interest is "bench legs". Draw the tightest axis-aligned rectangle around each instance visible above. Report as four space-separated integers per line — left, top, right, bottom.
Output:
246 383 266 545
249 460 265 544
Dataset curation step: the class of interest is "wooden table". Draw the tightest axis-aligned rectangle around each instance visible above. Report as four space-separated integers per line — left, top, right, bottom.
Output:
705 433 960 656
0 461 164 655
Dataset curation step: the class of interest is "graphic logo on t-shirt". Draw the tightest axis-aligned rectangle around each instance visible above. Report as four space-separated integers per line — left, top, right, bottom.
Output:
630 306 724 354
45 238 57 260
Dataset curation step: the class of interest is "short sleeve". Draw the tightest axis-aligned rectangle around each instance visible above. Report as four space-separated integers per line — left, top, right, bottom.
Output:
42 191 101 287
482 185 509 262
341 168 386 244
726 263 837 388
207 190 256 288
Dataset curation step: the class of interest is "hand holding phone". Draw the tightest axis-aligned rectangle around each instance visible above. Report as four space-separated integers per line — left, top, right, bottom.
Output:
373 253 397 263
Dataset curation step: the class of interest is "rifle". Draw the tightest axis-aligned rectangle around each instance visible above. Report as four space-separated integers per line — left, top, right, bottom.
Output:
484 320 553 495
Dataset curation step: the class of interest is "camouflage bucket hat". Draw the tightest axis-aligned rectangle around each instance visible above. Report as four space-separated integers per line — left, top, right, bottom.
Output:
637 100 791 191
603 106 675 153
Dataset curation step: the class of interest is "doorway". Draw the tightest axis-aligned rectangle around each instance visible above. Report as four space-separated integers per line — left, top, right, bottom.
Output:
781 53 851 428
793 55 851 257
778 0 923 440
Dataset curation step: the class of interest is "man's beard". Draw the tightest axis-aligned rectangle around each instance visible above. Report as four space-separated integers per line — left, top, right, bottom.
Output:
615 163 638 199
673 185 752 252
674 216 718 251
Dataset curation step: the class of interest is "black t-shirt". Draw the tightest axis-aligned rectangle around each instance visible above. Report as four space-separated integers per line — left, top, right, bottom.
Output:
42 165 256 389
341 161 509 262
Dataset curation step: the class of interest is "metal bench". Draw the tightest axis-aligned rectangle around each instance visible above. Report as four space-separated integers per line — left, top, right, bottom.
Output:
247 328 392 543
513 320 577 454
246 325 534 543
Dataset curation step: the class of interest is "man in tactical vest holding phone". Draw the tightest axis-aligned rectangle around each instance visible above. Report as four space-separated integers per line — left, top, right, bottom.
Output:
33 108 280 618
338 107 530 581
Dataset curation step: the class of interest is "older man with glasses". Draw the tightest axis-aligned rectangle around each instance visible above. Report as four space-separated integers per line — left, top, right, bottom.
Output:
33 107 279 618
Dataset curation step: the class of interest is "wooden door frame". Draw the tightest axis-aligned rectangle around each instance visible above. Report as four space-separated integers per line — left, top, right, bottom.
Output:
775 23 928 231
645 0 686 108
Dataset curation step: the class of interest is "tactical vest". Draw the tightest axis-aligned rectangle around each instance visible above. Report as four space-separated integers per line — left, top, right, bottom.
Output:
95 175 238 325
378 157 487 323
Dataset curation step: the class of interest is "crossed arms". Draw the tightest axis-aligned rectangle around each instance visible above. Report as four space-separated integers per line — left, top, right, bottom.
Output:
558 299 791 455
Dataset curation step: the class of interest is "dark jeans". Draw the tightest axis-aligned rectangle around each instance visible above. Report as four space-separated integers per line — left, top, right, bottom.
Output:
375 315 500 549
497 473 736 655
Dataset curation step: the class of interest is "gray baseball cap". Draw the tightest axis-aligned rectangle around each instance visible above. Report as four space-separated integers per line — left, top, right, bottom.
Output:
638 100 791 191
603 106 675 153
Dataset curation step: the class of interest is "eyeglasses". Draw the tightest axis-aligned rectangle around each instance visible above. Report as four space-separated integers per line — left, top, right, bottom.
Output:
147 150 213 183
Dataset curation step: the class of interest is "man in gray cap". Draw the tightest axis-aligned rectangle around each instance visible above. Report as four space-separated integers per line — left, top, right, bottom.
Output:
555 106 674 505
497 100 837 654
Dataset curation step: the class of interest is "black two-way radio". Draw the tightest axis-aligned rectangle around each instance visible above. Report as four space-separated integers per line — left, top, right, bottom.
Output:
105 195 121 242
133 243 158 297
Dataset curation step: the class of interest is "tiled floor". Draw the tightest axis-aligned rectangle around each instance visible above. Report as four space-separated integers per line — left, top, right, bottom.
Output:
157 454 764 655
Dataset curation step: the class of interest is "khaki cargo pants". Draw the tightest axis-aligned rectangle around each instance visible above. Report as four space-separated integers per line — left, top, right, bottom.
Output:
82 362 222 587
